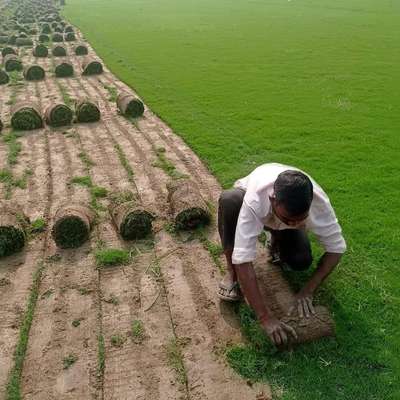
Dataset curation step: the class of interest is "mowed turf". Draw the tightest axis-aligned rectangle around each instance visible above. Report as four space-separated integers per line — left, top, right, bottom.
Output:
64 0 399 398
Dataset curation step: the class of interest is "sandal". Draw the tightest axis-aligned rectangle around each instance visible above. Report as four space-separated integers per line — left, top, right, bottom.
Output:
217 280 241 302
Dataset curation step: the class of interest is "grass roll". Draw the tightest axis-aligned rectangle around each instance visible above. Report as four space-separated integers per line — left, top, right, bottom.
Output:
109 191 155 240
1 46 17 57
52 44 67 57
4 54 22 72
64 32 76 41
117 92 145 118
7 34 17 45
15 37 33 46
65 26 74 33
38 33 49 43
52 204 95 248
0 69 10 85
33 43 48 57
52 32 63 42
54 60 73 77
167 179 211 230
0 35 9 44
74 44 88 56
0 201 28 258
44 103 73 127
40 23 51 34
23 64 45 81
11 101 43 130
75 99 101 123
81 58 103 75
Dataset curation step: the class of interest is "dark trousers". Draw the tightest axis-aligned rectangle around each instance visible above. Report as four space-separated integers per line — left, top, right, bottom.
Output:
218 188 313 271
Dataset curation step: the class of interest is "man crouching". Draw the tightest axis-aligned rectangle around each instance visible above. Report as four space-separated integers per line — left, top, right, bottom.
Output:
217 163 346 346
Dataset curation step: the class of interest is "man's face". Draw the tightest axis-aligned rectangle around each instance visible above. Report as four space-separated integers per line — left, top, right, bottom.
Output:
270 197 309 227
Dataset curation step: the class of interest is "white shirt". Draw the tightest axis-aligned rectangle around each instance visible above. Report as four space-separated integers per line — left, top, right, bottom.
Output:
232 163 347 265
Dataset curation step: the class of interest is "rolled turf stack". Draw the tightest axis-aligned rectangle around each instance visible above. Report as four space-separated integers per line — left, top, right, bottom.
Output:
11 102 43 130
0 69 9 85
109 191 155 240
117 92 145 118
1 46 17 57
81 58 103 75
33 43 48 57
23 64 45 81
0 201 28 258
54 60 73 77
75 99 100 123
52 44 67 57
4 54 22 72
167 179 211 230
44 103 73 127
52 204 95 248
74 44 88 56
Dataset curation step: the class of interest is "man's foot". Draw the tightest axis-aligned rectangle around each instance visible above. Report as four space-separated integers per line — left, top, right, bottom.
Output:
217 275 241 302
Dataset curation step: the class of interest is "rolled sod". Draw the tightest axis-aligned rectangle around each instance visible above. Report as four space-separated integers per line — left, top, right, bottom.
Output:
65 26 74 33
52 44 67 57
40 23 51 34
52 32 63 42
23 64 45 81
33 43 48 57
7 35 17 45
81 58 103 75
52 204 95 249
0 118 3 132
109 192 155 240
167 179 211 230
38 33 49 43
3 54 22 72
1 46 17 57
64 32 76 42
0 35 9 44
0 201 28 258
54 60 73 77
74 44 88 56
75 99 101 123
15 37 33 46
54 26 64 33
117 92 145 118
0 69 10 85
11 102 43 130
44 103 73 127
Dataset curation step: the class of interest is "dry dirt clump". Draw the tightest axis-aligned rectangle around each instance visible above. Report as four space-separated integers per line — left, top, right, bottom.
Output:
109 190 155 240
44 103 73 127
74 43 88 56
0 201 28 258
51 204 95 248
52 44 67 57
117 92 145 118
75 99 101 123
23 64 45 81
54 59 74 77
167 179 211 230
81 58 103 75
4 54 23 72
11 101 43 130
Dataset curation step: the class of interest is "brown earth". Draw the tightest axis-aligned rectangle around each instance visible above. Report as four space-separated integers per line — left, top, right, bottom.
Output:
0 19 331 400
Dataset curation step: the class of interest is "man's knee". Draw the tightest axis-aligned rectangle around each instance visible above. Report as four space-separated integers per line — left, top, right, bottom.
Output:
285 252 313 271
218 189 244 212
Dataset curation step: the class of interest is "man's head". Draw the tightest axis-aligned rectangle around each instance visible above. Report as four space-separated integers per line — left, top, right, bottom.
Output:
270 170 313 226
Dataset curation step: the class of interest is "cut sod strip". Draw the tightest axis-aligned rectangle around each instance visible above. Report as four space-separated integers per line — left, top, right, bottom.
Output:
109 190 155 240
11 102 43 131
52 204 95 249
117 92 144 118
167 179 211 230
0 201 28 258
44 103 73 127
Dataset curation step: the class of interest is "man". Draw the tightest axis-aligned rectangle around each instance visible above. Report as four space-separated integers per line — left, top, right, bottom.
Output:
217 163 346 346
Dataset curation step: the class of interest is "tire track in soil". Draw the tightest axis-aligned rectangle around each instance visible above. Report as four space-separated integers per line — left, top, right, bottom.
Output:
58 70 184 400
21 74 98 400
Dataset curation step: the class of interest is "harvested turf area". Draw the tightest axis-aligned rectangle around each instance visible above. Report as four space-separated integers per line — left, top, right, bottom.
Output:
63 0 400 399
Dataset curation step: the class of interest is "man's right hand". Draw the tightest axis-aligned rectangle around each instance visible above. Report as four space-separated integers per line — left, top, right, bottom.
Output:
261 317 298 346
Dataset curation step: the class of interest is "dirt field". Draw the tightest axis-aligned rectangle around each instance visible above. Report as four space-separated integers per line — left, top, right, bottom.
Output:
0 15 273 400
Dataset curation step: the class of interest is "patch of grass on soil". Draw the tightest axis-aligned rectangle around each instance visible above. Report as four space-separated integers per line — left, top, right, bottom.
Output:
63 354 78 369
29 218 46 234
95 248 130 267
152 147 187 180
166 338 188 387
70 175 92 187
113 143 134 182
103 83 118 102
110 334 126 348
131 319 145 343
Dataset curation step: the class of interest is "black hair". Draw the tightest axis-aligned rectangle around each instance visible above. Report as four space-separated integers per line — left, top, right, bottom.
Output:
273 170 313 216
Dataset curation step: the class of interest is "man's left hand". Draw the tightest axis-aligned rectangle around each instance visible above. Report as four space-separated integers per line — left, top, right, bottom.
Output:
288 293 315 319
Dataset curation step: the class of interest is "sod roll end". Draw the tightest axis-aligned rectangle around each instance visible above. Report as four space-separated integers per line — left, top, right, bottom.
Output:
54 60 74 78
4 54 22 72
52 204 95 249
74 44 88 56
0 69 10 85
0 201 28 258
33 43 48 57
44 103 73 127
117 92 145 118
23 64 45 81
167 179 211 230
75 99 101 123
11 102 43 130
52 45 67 57
81 58 103 75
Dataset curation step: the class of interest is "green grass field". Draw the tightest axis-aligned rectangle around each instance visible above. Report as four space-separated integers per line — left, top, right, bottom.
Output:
64 0 400 398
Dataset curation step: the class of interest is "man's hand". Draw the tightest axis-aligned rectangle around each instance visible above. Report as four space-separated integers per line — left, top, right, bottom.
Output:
261 316 298 346
288 293 315 319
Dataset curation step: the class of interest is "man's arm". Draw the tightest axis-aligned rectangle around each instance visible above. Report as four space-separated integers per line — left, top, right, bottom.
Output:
235 262 297 345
